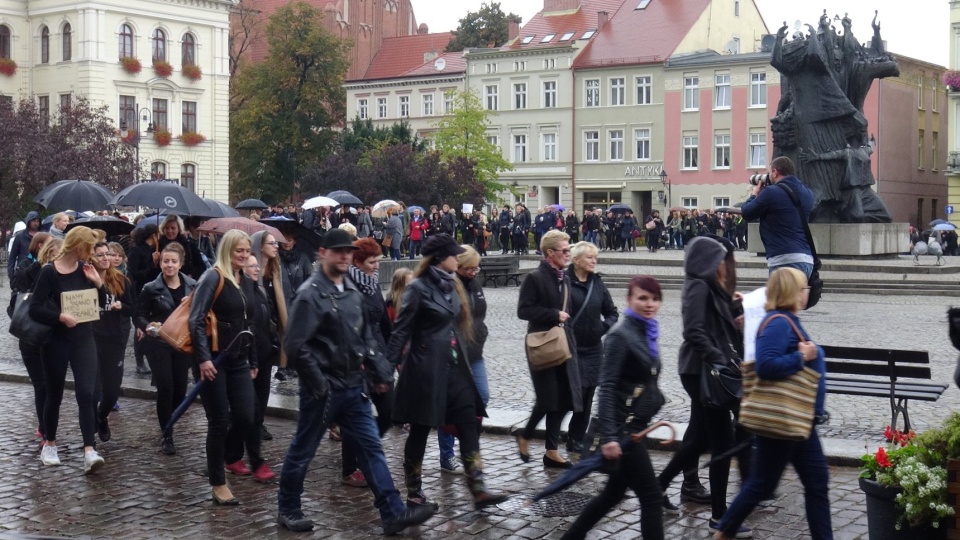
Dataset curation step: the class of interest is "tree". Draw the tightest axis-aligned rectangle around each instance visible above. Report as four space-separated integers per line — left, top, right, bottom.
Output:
230 1 351 203
432 91 512 199
228 0 267 81
446 2 522 52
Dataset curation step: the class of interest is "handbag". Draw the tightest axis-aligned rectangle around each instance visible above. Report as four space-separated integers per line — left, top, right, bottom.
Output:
776 183 823 309
381 234 393 248
525 284 572 371
700 357 742 410
9 292 53 345
645 220 656 230
739 314 821 440
625 382 666 426
373 229 384 241
159 269 225 355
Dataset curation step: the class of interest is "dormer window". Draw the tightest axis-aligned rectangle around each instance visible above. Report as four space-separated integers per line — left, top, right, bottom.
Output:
581 29 596 39
522 36 534 44
560 31 575 41
636 0 652 9
540 34 556 43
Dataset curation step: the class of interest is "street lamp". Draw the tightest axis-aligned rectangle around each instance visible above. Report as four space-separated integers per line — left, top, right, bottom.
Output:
119 104 154 182
659 168 670 209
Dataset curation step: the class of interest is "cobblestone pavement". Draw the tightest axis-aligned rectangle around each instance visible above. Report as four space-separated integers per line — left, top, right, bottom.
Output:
0 381 868 539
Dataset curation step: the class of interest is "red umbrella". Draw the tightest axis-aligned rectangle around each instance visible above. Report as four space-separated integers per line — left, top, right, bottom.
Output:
195 217 287 243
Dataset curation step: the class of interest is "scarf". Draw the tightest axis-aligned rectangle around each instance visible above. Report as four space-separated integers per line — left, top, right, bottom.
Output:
428 265 456 295
625 307 659 359
347 265 379 296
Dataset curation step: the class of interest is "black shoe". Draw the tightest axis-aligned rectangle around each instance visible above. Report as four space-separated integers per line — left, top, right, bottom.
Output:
161 436 176 455
274 369 287 382
662 496 680 515
565 440 584 453
680 483 712 504
542 455 572 469
382 504 436 536
97 417 111 443
136 364 151 375
260 426 273 441
277 511 314 532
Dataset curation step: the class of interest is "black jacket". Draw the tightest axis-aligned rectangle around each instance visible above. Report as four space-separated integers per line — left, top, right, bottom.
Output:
189 268 256 369
284 269 392 400
459 274 488 363
127 242 160 298
92 276 135 337
279 249 313 296
134 272 197 332
7 211 39 281
8 259 41 316
566 269 618 349
159 235 205 280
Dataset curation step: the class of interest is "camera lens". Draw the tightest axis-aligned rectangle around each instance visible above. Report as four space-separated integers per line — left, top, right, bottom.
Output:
749 173 770 186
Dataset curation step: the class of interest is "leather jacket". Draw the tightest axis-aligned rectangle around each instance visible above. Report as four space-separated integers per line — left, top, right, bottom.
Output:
284 269 393 400
189 268 257 368
596 316 662 444
134 272 197 331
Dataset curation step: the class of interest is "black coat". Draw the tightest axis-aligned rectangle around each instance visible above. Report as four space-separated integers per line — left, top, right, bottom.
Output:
459 274 488 363
386 272 486 426
159 234 205 280
567 269 618 388
517 261 582 413
596 316 662 444
134 272 197 350
127 242 160 299
678 278 743 376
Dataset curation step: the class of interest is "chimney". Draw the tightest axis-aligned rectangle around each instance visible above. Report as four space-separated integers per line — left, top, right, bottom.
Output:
597 11 609 30
544 0 580 14
508 19 520 41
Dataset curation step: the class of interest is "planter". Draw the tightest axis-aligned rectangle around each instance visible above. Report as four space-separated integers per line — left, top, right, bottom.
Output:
153 60 172 78
120 56 142 75
178 132 206 146
182 64 202 81
0 58 16 77
153 128 172 147
860 477 946 540
948 459 960 539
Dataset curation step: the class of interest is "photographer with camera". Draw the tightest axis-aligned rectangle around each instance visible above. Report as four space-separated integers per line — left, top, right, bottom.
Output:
741 156 815 278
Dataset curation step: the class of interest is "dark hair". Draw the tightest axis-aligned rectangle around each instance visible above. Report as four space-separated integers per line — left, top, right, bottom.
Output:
627 275 662 301
352 237 381 265
135 224 158 245
771 156 795 177
28 232 51 258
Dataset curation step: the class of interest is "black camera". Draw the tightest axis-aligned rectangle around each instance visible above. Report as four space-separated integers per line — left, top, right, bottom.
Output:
749 173 771 186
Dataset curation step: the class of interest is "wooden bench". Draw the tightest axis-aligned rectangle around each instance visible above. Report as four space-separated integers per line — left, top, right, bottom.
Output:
822 345 948 432
480 259 522 288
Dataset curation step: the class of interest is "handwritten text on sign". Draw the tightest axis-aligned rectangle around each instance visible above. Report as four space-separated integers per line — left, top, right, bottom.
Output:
61 289 100 323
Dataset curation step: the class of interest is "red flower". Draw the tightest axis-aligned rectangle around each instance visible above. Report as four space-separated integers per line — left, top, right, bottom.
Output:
875 447 892 468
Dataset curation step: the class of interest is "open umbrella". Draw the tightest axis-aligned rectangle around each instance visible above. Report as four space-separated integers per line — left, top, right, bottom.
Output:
195 217 287 243
34 179 114 212
371 199 400 218
302 195 339 210
669 206 687 213
111 181 211 216
327 190 363 205
933 223 956 231
133 212 169 230
66 216 134 237
201 198 241 218
930 219 948 227
715 206 742 214
407 205 426 215
608 203 633 215
235 198 269 210
260 217 322 253
551 204 566 213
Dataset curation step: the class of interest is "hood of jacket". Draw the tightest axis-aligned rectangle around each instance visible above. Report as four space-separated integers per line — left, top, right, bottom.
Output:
250 230 269 286
684 236 727 281
24 211 40 225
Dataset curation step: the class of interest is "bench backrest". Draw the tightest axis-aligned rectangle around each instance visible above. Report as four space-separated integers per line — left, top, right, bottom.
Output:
821 345 931 381
481 262 514 271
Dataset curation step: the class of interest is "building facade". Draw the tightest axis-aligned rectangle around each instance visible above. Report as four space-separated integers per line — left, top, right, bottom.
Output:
0 0 234 201
947 0 960 224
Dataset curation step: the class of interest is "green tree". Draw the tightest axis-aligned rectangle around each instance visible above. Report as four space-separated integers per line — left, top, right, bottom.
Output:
230 1 351 203
339 117 426 154
432 91 512 199
445 2 522 52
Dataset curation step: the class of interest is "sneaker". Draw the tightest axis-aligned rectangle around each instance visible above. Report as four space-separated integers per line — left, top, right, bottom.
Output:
97 417 111 443
440 456 462 475
39 445 60 466
277 511 314 532
662 496 680 515
342 469 367 487
252 463 276 482
225 460 251 475
84 450 105 475
708 519 752 539
161 437 176 456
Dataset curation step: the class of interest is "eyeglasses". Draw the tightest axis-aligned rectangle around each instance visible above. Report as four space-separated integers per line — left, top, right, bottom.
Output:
551 249 571 254
92 253 107 258
462 266 481 273
265 241 280 247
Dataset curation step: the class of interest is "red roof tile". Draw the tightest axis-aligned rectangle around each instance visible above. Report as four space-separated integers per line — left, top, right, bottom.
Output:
401 52 466 77
357 33 454 80
506 0 627 51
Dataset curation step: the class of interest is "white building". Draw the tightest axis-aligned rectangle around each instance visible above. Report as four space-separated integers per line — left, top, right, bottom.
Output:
0 0 234 201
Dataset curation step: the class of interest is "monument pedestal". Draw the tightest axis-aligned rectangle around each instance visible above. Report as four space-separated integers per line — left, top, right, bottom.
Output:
747 223 909 258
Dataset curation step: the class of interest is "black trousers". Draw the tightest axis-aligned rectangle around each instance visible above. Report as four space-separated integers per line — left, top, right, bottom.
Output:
499 229 511 252
144 339 190 435
513 232 527 253
405 421 479 468
522 404 565 451
43 331 99 447
94 333 127 422
253 356 273 428
567 385 596 446
201 365 262 485
342 387 394 476
19 341 46 436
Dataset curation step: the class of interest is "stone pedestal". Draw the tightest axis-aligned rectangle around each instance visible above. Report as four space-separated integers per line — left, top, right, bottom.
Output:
747 223 908 258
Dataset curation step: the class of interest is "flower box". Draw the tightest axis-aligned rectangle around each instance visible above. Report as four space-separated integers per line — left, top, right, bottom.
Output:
182 64 202 81
179 132 206 147
120 56 142 75
943 71 960 91
153 60 173 78
153 128 172 147
0 58 16 77
118 130 137 144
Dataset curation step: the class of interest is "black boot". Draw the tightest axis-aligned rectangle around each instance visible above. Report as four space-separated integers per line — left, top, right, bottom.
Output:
136 358 151 375
463 452 509 510
680 467 711 504
403 460 437 509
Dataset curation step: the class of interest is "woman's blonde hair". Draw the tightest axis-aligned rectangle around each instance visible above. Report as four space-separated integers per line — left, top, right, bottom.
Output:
570 241 598 262
214 229 252 288
540 229 570 253
388 268 414 315
764 267 808 312
457 245 480 269
38 238 62 264
108 242 127 263
58 226 98 260
51 212 68 227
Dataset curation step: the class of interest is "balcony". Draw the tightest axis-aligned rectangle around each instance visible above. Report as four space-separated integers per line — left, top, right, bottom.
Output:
947 151 960 172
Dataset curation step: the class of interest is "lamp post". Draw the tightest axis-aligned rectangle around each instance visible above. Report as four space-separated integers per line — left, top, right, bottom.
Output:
119 104 154 182
659 168 670 209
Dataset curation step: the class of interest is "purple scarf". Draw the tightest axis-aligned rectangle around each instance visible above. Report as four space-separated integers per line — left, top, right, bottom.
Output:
625 307 659 359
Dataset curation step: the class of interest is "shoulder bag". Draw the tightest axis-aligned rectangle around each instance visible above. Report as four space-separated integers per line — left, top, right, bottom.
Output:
9 292 53 345
569 277 596 327
739 314 821 440
159 269 225 355
699 347 743 410
775 183 823 309
525 283 572 371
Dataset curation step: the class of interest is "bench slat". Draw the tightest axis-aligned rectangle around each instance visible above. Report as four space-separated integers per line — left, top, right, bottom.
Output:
825 380 947 394
824 361 931 380
821 345 930 364
825 386 945 401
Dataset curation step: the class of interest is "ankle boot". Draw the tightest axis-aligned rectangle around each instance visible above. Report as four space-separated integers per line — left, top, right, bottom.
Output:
680 467 711 504
463 452 509 510
402 460 435 509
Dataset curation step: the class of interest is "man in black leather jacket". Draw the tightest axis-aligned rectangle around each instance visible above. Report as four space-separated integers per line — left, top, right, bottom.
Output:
276 229 435 535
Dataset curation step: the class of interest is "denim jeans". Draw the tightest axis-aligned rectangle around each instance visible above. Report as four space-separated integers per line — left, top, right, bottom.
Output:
278 385 405 522
770 262 814 279
439 359 489 460
718 430 832 540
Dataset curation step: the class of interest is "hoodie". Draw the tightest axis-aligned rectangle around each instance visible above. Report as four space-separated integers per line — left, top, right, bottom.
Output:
250 230 290 367
7 211 40 281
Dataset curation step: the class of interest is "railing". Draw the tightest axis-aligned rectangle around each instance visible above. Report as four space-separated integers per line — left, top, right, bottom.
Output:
947 151 960 172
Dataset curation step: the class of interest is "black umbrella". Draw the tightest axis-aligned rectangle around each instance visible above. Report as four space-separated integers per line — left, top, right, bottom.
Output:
110 181 211 216
33 179 114 212
608 203 634 215
201 198 241 218
235 198 269 210
260 217 322 253
326 190 363 205
65 216 134 237
134 212 169 230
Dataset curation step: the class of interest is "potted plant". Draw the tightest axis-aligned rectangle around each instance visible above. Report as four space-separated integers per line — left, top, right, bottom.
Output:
182 64 202 81
120 56 142 75
0 58 16 77
153 60 173 78
943 71 960 92
153 128 172 147
179 132 206 147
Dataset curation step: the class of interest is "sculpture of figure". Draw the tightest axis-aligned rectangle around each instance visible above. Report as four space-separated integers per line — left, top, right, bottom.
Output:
770 10 899 223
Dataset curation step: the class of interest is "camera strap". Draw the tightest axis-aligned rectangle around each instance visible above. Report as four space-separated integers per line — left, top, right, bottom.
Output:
775 183 821 272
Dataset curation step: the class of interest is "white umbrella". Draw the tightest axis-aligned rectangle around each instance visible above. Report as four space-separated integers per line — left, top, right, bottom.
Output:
371 199 400 218
303 195 339 210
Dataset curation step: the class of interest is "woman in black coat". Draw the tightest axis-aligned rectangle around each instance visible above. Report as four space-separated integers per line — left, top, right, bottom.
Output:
645 210 664 253
565 242 618 452
128 223 160 375
516 230 583 468
385 234 507 510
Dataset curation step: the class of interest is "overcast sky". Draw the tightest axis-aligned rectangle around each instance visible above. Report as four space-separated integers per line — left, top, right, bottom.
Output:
409 0 950 67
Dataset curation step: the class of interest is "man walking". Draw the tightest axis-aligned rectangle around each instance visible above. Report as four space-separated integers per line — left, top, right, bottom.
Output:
276 229 436 534
7 211 41 281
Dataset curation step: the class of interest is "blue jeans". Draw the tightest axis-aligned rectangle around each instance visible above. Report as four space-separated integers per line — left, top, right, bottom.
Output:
278 386 405 522
672 230 684 249
718 430 832 540
439 359 489 460
770 262 814 279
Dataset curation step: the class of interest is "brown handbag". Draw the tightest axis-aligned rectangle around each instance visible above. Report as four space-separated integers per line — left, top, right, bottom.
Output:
525 284 572 371
159 270 225 355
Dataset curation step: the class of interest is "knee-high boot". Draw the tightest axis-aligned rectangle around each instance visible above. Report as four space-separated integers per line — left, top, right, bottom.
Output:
403 460 437 509
463 452 509 510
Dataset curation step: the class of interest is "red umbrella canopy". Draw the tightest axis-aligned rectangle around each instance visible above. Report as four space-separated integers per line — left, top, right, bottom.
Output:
195 217 288 243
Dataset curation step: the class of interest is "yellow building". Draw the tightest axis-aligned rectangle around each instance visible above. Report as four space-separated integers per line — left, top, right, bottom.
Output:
948 0 960 222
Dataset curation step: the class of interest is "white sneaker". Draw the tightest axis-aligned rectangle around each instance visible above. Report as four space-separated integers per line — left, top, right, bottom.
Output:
40 445 60 466
84 450 104 475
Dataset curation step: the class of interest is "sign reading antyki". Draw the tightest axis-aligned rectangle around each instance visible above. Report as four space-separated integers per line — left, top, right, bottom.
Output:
624 164 664 178
61 289 101 324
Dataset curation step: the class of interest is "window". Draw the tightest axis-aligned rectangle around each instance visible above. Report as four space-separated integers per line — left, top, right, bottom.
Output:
734 0 740 16
151 162 167 180
59 93 71 109
485 63 497 74
682 134 699 169
182 101 197 133
636 76 652 105
513 134 527 163
38 96 49 124
714 197 731 207
918 129 925 169
485 85 498 110
62 23 72 61
635 128 650 160
422 94 434 116
637 0 652 8
542 133 557 162
581 30 596 39
918 73 925 109
730 37 740 54
933 132 939 171
513 61 526 71
715 73 731 109
443 92 455 113
398 95 410 118
683 75 699 110
0 25 10 59
513 83 527 109
609 130 624 161
585 79 600 107
585 131 599 161
714 133 731 168
610 77 625 106
119 95 136 131
40 26 49 64
119 24 134 59
377 97 387 118
543 58 556 69
749 132 767 167
152 29 166 62
543 81 557 108
486 135 499 149
181 164 196 192
521 36 534 45
560 32 575 41
182 33 196 66
750 72 767 106
358 98 368 119
682 197 698 208
541 34 555 43
153 98 168 130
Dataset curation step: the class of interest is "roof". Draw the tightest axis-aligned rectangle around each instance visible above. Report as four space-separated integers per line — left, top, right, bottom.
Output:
357 32 454 80
666 49 772 68
401 51 466 77
505 0 626 51
574 0 712 68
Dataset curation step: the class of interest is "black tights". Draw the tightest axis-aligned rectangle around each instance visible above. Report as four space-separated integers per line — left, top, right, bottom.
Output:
43 332 99 447
144 339 189 435
201 365 261 486
567 385 596 446
95 333 127 422
19 341 46 437
405 421 479 468
522 403 565 451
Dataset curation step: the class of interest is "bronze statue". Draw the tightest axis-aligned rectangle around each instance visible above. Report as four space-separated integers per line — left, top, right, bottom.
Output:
770 10 899 223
